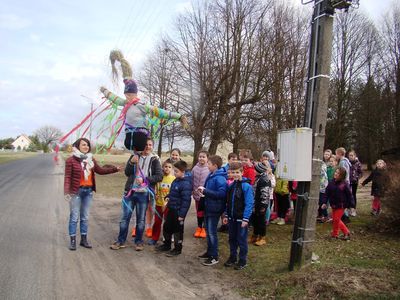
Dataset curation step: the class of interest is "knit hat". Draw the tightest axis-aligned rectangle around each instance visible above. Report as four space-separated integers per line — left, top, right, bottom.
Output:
262 150 274 160
255 162 268 174
123 79 138 94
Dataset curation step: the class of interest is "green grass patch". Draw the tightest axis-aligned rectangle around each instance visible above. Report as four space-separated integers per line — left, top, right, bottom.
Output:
0 151 39 164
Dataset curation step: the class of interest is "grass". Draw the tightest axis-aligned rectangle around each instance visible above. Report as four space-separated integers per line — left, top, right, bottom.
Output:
73 153 400 299
0 151 39 164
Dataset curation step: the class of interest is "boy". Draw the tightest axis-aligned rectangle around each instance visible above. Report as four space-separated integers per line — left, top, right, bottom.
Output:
241 153 256 185
148 160 175 245
155 161 192 256
192 150 210 238
197 155 227 266
223 162 254 269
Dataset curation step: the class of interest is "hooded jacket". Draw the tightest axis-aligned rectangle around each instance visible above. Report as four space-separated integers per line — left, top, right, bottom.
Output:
166 176 192 218
124 154 162 192
203 168 228 217
226 178 254 222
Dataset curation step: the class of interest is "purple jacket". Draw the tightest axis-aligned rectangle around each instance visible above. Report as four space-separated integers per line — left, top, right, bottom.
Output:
191 162 210 201
324 180 354 209
350 159 362 184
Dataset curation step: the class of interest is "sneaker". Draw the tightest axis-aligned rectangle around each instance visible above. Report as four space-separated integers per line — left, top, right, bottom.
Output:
199 228 207 238
155 243 171 252
277 219 285 225
350 208 357 217
234 261 247 270
198 252 209 260
193 227 202 238
166 248 182 257
202 257 219 266
270 218 280 224
147 239 157 246
131 228 136 237
254 237 266 246
110 242 126 250
146 228 152 238
135 243 144 251
223 257 236 267
248 235 258 244
341 234 351 241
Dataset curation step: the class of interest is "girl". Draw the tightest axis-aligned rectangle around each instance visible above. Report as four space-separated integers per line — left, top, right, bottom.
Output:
191 150 210 238
64 138 119 250
322 167 353 240
327 155 338 181
169 148 182 164
362 159 387 216
349 150 362 216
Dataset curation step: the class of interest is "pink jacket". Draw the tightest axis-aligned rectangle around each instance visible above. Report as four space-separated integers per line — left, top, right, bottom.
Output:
191 162 210 201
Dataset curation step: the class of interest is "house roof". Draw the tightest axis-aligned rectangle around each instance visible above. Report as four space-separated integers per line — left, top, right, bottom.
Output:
12 134 32 145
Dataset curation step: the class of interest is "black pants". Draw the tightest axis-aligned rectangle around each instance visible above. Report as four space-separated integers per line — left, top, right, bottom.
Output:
253 210 266 236
351 183 358 208
163 208 184 251
124 129 149 151
276 193 290 219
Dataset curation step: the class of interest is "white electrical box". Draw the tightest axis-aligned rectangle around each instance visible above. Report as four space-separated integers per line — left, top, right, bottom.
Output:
276 127 312 181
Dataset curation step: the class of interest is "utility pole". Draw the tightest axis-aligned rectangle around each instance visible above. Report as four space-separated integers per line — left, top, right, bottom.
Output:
289 0 355 270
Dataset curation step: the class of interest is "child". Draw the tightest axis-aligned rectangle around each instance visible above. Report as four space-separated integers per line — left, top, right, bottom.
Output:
327 155 338 181
222 152 238 172
169 148 182 164
262 150 276 172
251 162 271 246
197 155 227 266
192 150 210 238
322 167 353 240
223 162 254 270
241 153 256 185
155 161 192 256
335 147 351 184
266 167 276 224
323 149 332 163
362 159 387 216
317 159 329 222
148 161 175 245
348 150 362 217
272 174 290 225
64 138 119 250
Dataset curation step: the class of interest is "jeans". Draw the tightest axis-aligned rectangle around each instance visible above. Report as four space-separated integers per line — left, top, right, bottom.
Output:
68 187 93 236
228 219 248 263
205 216 220 258
117 192 148 245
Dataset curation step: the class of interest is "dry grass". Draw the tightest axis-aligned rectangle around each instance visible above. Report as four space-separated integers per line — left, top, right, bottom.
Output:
0 151 39 164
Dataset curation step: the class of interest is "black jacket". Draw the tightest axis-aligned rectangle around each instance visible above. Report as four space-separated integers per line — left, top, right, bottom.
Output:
362 169 387 197
124 155 163 191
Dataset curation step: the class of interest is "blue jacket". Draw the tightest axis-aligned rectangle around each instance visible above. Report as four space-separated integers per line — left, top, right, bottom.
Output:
166 176 192 218
203 168 227 217
226 179 254 222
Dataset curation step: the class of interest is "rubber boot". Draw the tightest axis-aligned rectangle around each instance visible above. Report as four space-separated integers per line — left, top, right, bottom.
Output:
69 236 76 251
80 235 92 249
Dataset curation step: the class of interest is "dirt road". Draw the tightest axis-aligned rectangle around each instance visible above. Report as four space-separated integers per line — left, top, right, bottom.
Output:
0 154 244 300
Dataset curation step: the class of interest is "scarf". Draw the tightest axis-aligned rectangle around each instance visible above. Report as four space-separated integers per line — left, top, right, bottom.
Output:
72 147 94 180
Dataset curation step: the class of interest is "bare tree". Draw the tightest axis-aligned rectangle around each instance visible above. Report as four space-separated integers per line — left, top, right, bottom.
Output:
34 125 63 146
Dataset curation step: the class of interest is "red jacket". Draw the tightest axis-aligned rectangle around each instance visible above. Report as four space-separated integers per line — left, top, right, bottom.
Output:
242 164 256 185
64 156 118 195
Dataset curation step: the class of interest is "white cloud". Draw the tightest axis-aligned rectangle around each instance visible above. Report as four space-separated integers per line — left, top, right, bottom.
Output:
175 1 192 13
29 33 40 42
0 13 31 30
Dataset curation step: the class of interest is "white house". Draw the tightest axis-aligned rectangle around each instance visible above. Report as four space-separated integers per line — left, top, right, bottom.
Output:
12 134 32 150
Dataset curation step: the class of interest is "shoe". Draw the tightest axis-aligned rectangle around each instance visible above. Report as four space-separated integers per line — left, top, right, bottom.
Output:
224 257 236 267
135 243 144 251
270 218 280 224
80 235 92 249
146 228 152 238
166 248 182 257
341 234 351 241
147 239 157 246
155 243 171 252
277 219 285 225
330 235 339 240
248 235 258 244
254 237 266 246
199 228 207 238
193 227 202 238
198 252 209 260
110 242 126 250
69 236 76 251
131 228 136 237
350 208 357 217
202 257 219 266
234 261 247 270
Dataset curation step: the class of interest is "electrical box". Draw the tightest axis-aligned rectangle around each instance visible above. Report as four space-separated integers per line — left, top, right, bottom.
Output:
276 128 312 181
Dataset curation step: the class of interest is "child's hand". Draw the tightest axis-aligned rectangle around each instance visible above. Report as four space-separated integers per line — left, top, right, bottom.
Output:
241 221 248 228
197 186 205 197
178 217 184 221
130 155 139 164
321 204 327 210
222 217 228 225
135 177 144 185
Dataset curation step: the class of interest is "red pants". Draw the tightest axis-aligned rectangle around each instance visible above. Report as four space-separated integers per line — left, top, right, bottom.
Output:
331 208 350 237
151 205 164 241
372 196 381 212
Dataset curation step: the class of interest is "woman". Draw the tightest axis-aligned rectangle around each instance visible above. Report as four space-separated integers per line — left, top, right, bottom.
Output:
64 138 120 250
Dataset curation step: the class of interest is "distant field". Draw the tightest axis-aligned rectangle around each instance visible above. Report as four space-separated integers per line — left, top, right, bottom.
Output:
0 151 39 164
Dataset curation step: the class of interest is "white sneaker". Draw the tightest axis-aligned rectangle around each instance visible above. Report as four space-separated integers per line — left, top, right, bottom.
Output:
350 209 357 217
270 218 280 224
277 219 286 225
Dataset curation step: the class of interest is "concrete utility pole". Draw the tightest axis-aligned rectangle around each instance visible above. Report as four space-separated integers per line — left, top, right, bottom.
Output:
289 0 355 270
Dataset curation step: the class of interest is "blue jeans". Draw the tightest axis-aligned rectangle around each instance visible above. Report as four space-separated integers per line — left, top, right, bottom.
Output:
205 216 220 258
228 219 248 263
117 192 148 245
68 187 93 236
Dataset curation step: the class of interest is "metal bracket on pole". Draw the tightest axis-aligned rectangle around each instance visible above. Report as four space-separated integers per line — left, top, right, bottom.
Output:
292 237 315 246
307 74 330 82
298 227 316 232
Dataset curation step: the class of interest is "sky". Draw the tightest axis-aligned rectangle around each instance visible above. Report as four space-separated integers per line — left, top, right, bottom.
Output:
0 0 393 144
